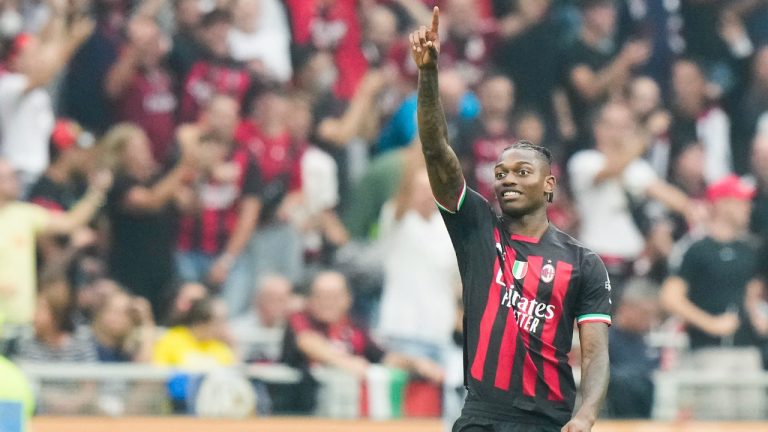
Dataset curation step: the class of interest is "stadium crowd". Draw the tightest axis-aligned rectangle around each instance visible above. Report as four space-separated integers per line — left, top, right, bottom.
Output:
0 0 768 421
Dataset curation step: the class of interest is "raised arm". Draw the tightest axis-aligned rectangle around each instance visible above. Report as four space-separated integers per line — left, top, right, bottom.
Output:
410 7 465 212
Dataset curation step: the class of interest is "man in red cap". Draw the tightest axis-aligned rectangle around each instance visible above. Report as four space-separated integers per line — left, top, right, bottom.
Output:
27 119 97 276
28 119 95 213
660 174 766 419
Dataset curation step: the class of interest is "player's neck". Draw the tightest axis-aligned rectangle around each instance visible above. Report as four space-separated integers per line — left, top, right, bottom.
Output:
501 207 550 239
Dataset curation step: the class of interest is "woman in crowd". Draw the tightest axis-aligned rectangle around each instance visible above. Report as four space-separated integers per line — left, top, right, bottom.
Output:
100 123 198 319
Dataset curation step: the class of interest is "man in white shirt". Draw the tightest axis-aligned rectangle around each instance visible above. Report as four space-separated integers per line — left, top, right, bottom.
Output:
0 5 93 194
227 0 292 82
376 167 460 361
229 274 295 362
568 102 695 295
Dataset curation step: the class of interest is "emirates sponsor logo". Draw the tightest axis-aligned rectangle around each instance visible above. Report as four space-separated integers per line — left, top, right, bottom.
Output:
496 269 555 333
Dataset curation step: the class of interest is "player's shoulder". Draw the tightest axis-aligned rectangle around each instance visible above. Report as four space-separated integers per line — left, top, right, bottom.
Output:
546 226 602 263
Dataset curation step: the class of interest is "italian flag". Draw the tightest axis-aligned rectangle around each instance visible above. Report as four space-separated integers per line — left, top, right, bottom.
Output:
361 366 408 419
512 260 528 279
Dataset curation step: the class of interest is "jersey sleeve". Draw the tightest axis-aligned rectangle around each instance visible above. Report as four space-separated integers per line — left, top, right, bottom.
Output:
437 183 496 249
575 252 612 326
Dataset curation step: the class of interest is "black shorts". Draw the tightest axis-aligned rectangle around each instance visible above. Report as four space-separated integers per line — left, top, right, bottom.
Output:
452 415 561 432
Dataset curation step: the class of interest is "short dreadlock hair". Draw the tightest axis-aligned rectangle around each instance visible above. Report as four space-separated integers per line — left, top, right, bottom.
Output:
499 140 552 167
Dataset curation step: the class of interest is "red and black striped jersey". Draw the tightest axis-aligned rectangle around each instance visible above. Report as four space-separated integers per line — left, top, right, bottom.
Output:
438 184 611 426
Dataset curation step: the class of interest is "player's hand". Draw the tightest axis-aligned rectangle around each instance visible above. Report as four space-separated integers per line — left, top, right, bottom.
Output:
705 312 740 337
409 6 440 70
561 416 592 432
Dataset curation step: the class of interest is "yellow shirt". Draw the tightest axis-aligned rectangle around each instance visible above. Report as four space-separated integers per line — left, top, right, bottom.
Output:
153 327 236 370
0 202 49 325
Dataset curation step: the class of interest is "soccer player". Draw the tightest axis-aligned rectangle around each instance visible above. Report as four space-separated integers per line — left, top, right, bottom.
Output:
410 8 612 432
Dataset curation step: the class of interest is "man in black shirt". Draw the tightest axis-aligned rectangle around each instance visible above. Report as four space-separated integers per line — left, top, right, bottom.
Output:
410 8 612 432
560 0 649 148
660 174 766 419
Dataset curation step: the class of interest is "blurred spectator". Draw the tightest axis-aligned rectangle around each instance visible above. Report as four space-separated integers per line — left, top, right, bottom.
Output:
228 0 292 83
166 281 208 326
456 74 517 201
230 274 294 362
59 0 127 134
0 158 111 326
27 119 95 274
179 9 254 122
168 0 203 82
76 277 123 322
670 143 707 200
751 133 768 239
492 0 559 123
560 0 649 145
604 278 660 419
378 67 478 154
0 9 94 192
669 58 733 184
660 174 765 419
235 87 304 313
12 280 96 415
739 45 768 147
343 140 421 239
105 17 177 164
28 119 93 212
91 289 155 362
284 0 367 101
616 0 684 92
438 0 498 87
307 63 396 206
102 123 196 318
361 4 398 70
285 94 347 267
376 165 459 361
281 271 443 412
176 95 262 301
153 296 236 369
14 280 96 362
627 76 672 180
568 102 694 296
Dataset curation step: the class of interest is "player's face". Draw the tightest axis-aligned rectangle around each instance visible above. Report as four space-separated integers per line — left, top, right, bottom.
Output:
493 148 555 218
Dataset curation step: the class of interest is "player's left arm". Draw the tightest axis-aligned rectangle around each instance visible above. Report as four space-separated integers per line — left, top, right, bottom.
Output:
563 322 609 432
564 252 612 432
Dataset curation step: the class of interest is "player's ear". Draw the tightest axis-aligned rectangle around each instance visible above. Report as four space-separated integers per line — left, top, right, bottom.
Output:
544 175 556 202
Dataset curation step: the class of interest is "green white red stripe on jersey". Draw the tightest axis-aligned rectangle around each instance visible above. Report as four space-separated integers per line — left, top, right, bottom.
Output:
434 181 467 214
576 314 611 325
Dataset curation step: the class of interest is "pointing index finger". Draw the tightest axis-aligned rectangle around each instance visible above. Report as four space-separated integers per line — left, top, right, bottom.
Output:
431 6 439 33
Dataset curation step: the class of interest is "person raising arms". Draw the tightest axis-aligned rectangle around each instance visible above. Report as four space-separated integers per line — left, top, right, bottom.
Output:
410 8 611 432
